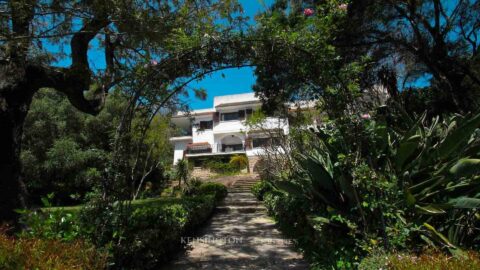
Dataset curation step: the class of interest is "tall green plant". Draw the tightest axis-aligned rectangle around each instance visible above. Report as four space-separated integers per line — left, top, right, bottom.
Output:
175 159 190 187
274 111 480 260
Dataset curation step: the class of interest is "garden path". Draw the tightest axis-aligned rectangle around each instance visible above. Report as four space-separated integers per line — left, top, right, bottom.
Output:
164 179 309 270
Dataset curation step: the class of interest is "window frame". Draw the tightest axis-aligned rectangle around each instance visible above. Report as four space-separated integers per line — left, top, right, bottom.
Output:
198 120 213 130
220 111 240 122
252 137 270 148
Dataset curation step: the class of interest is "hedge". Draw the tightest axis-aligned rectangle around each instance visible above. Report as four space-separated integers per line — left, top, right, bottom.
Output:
16 184 228 270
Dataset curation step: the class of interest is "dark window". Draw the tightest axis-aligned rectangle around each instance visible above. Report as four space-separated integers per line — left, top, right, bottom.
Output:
199 121 213 130
238 110 245 120
252 137 270 148
271 137 281 146
246 108 253 119
221 112 239 121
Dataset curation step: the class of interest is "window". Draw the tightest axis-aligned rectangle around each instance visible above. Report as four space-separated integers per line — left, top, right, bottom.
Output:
271 137 281 146
198 120 213 130
252 137 270 148
221 112 239 121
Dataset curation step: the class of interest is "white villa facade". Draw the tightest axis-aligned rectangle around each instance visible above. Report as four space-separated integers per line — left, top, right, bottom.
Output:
170 93 289 172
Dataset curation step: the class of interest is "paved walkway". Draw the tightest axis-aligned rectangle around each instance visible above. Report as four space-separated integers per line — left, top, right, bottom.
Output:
165 191 309 269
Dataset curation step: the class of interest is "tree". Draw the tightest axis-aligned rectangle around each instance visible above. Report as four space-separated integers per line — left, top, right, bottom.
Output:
342 0 480 112
250 0 363 117
0 0 245 224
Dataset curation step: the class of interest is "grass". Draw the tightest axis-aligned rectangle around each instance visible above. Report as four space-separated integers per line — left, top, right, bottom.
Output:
42 197 188 212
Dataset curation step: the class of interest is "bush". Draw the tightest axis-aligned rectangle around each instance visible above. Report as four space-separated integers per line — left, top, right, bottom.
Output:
229 154 248 170
182 181 228 202
113 195 216 269
197 182 228 202
359 251 480 270
251 180 272 201
206 160 239 175
0 229 107 270
20 195 220 270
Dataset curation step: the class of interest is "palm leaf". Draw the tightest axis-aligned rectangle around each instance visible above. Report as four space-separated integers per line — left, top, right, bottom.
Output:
395 134 421 171
449 159 480 178
448 197 480 209
275 181 304 197
435 112 480 161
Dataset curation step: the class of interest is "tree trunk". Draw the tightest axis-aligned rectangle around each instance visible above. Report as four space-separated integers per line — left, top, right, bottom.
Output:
0 84 33 226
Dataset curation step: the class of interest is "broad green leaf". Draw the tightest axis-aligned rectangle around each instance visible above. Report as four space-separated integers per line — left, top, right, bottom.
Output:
300 155 335 193
395 135 421 171
448 197 480 209
435 112 480 160
275 181 304 197
449 159 480 178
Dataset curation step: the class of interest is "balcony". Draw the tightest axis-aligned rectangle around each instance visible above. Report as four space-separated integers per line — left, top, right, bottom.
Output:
184 143 246 156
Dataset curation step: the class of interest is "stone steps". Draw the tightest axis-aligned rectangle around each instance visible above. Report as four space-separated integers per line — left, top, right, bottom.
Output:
169 258 309 270
227 179 258 194
216 205 267 214
163 186 309 270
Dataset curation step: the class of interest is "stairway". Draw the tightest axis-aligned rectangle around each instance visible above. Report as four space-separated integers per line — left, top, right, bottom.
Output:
220 177 263 214
166 179 309 269
227 177 260 193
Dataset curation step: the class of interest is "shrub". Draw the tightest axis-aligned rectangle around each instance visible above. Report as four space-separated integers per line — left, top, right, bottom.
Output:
112 195 216 269
197 182 228 202
174 159 189 186
181 178 203 196
20 194 220 270
359 251 480 270
19 206 83 241
251 180 272 201
206 160 239 175
0 229 107 270
229 154 248 170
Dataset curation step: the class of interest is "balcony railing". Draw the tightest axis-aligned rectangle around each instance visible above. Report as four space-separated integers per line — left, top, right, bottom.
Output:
185 143 246 155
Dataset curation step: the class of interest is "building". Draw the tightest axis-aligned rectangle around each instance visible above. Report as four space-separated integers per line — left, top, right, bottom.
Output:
169 93 289 172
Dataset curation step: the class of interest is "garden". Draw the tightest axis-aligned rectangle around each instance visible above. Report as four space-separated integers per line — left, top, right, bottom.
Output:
1 0 480 269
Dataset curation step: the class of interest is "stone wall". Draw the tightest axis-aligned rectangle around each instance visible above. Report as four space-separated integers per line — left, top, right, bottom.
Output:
191 167 217 180
248 156 261 174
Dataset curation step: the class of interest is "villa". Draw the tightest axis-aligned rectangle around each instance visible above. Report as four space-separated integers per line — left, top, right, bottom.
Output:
170 93 290 173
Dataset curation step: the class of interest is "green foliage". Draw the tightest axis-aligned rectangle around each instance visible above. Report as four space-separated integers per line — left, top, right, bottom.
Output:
229 154 248 170
175 159 190 186
260 110 480 268
110 195 216 269
181 181 228 203
196 182 228 203
359 251 480 270
206 160 241 175
251 0 363 115
251 180 273 201
21 89 175 206
0 230 107 270
20 190 225 269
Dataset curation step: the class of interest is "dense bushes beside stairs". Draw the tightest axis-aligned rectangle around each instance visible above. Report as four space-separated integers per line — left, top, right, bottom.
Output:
254 110 480 269
8 182 228 270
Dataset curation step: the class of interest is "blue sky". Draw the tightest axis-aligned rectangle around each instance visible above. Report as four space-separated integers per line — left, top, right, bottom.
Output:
185 0 273 109
46 0 272 110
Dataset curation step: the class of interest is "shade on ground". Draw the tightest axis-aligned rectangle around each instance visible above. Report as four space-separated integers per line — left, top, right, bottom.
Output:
164 191 309 270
